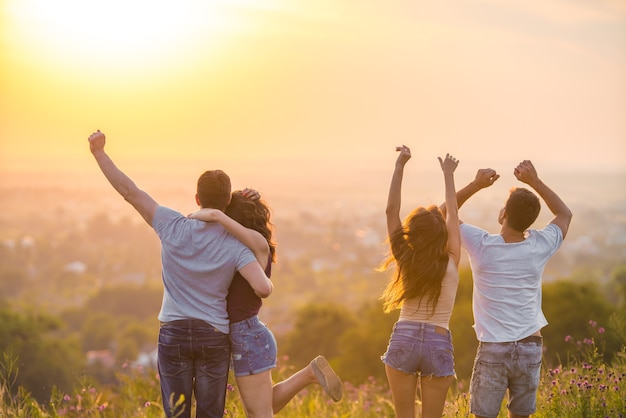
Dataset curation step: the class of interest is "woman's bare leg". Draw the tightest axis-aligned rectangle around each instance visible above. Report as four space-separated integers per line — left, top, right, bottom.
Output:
420 375 453 418
386 364 418 418
272 364 317 413
236 371 274 418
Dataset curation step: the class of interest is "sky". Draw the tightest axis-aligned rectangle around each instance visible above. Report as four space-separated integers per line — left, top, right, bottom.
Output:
1 0 625 196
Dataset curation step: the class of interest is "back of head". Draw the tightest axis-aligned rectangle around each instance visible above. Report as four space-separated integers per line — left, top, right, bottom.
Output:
226 192 276 261
380 205 449 313
505 187 541 232
405 206 448 250
197 170 231 210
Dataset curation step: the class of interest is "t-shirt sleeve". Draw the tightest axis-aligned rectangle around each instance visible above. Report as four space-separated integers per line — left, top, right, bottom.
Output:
535 223 564 254
460 223 487 257
152 206 184 240
235 246 259 272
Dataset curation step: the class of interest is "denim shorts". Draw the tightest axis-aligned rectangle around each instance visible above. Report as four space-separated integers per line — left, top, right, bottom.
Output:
229 316 277 377
469 338 543 418
381 321 455 377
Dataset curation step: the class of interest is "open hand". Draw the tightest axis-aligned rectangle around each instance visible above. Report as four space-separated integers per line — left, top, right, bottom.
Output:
438 153 459 174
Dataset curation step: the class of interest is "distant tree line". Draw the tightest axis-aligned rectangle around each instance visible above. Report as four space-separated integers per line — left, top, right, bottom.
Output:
1 265 624 402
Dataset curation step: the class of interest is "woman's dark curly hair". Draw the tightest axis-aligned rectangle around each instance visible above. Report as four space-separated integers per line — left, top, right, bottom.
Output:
225 191 276 262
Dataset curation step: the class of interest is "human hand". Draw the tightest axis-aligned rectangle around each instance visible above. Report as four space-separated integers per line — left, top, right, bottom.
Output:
514 160 539 186
88 130 106 154
473 168 500 189
395 145 411 168
241 188 260 201
438 153 459 174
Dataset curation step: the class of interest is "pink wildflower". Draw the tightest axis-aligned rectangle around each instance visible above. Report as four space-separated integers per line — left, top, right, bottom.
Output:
63 394 71 401
564 335 572 342
598 327 605 333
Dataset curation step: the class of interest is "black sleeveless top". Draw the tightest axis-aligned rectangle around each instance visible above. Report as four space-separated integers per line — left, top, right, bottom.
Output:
226 254 272 323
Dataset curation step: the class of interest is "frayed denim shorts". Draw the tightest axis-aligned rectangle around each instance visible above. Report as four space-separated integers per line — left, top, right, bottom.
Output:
229 315 277 377
381 321 455 377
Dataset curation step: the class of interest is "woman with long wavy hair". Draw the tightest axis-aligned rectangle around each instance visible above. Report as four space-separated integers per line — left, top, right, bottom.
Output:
189 190 342 417
380 146 460 418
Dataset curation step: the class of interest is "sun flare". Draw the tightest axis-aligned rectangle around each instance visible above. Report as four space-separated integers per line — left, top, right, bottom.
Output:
4 0 253 76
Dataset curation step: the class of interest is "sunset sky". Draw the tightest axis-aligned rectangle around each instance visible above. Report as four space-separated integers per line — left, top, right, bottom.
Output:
1 0 625 194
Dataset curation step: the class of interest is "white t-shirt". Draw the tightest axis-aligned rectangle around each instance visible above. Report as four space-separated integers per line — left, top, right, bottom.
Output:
460 223 563 342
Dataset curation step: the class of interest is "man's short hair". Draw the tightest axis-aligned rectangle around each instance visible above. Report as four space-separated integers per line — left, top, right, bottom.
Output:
197 170 231 210
505 187 541 232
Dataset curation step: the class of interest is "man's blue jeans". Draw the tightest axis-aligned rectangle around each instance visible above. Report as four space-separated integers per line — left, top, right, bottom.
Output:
158 320 230 418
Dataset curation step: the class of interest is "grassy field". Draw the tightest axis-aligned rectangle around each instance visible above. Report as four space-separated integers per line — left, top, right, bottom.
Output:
1 348 624 418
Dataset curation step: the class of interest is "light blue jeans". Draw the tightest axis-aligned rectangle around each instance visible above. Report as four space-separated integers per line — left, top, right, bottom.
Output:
469 338 543 418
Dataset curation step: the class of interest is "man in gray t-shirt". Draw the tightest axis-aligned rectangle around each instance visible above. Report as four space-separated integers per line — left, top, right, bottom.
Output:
88 130 273 418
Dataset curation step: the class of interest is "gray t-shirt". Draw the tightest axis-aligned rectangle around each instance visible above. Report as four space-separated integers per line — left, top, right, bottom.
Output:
152 206 257 334
460 223 563 342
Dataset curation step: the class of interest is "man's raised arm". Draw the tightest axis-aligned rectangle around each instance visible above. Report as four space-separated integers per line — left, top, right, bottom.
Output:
439 168 500 219
514 160 572 238
88 130 158 226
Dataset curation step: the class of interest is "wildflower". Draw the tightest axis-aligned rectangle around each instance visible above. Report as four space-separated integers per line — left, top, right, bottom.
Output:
145 401 151 407
565 335 572 342
227 384 235 392
63 394 71 401
89 387 96 394
583 338 594 345
98 404 106 411
589 320 597 327
598 327 605 333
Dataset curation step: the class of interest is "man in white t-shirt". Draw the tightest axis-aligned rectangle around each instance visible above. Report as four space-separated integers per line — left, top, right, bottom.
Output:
445 160 572 418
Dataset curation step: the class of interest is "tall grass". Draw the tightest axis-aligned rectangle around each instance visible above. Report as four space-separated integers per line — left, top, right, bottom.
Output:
1 344 624 417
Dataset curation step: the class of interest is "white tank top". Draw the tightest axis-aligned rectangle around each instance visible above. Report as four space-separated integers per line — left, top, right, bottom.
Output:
398 258 459 330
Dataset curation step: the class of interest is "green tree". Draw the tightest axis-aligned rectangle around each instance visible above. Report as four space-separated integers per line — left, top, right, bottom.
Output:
335 301 397 384
542 280 617 365
0 307 84 402
282 303 356 369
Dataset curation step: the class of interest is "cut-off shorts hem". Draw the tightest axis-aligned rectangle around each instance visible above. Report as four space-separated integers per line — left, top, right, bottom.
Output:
229 316 277 377
233 364 275 378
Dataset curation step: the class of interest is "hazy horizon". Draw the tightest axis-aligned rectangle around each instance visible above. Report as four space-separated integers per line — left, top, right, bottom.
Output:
2 0 625 176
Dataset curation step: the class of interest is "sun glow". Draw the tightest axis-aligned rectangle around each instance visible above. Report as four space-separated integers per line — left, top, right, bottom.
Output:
4 0 253 76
